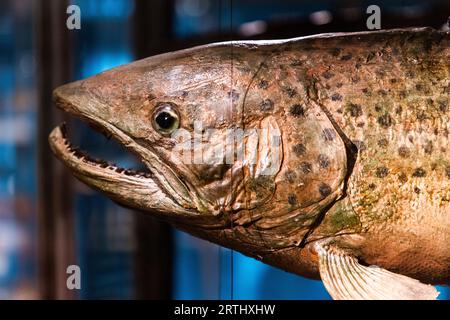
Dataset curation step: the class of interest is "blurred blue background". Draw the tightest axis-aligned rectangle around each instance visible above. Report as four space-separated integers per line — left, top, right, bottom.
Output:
0 0 448 299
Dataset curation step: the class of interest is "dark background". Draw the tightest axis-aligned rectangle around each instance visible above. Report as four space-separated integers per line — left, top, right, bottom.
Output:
0 0 449 299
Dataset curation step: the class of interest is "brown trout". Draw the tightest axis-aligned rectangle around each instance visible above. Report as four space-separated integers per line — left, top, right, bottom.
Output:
49 28 450 300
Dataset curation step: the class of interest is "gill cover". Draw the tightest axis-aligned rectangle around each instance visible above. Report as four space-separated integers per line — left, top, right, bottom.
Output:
226 55 348 249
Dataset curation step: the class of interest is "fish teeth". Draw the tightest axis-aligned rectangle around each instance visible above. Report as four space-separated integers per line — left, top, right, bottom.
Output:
63 133 153 178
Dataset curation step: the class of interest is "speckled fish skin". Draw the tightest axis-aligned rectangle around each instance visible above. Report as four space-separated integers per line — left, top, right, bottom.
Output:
49 28 450 287
301 28 450 285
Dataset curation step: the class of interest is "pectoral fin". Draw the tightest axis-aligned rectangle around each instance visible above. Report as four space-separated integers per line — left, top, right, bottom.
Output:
315 243 439 300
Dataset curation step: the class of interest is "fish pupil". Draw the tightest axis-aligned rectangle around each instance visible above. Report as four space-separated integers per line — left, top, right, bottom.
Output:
156 111 175 129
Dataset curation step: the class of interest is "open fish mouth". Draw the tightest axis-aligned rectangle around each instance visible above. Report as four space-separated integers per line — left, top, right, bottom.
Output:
48 84 199 217
48 94 157 189
49 120 173 214
49 123 154 182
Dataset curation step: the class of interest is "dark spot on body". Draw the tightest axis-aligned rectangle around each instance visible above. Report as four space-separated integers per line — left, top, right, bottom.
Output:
378 138 389 147
353 140 366 151
438 99 448 112
318 154 330 169
414 187 421 194
368 183 376 190
319 183 332 197
259 99 274 111
374 104 382 112
399 90 407 99
322 71 334 79
351 76 360 83
357 122 365 127
390 78 397 84
412 168 426 177
340 54 352 61
420 83 430 94
423 140 433 154
398 145 410 158
284 87 297 97
288 194 297 205
323 128 336 141
445 165 450 179
377 113 393 128
398 172 408 183
376 166 389 178
415 83 424 91
331 93 342 101
285 170 297 183
416 111 428 121
300 162 312 174
336 82 343 88
408 135 414 143
346 103 363 118
395 106 403 114
258 80 269 89
293 143 306 156
290 104 305 117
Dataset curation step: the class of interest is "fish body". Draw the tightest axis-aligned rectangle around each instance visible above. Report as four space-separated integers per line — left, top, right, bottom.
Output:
49 28 449 299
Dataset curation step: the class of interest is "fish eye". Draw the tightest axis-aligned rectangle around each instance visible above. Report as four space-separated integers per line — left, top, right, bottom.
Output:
152 103 180 135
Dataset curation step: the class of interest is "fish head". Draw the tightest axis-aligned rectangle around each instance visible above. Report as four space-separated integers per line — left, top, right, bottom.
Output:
49 43 271 227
